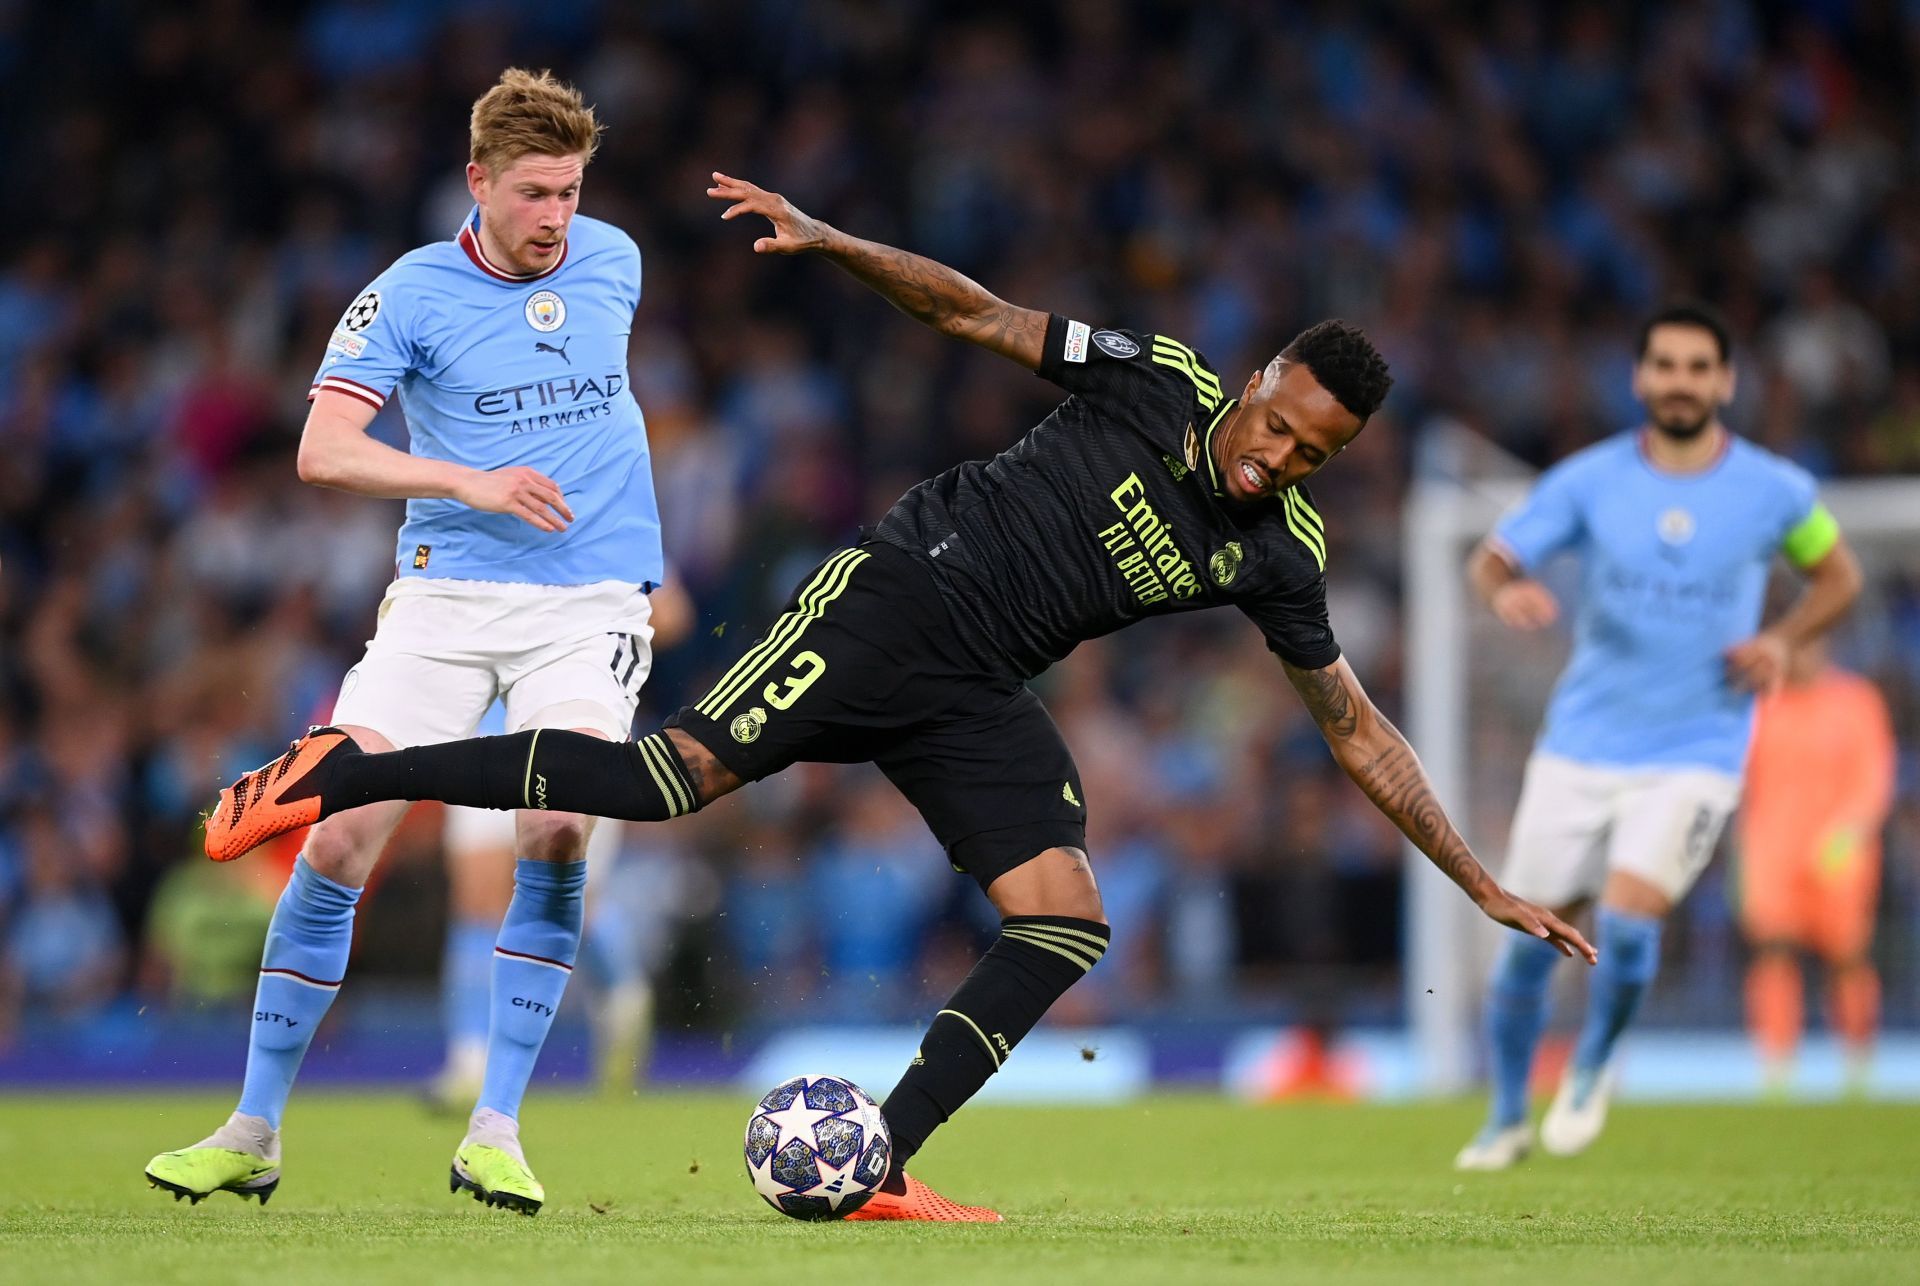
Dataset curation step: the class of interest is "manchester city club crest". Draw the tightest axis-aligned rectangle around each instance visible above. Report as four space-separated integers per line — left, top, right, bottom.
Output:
1209 541 1244 587
1658 507 1696 546
525 289 566 333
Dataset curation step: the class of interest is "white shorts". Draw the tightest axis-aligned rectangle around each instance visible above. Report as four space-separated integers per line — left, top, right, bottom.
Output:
331 577 654 749
1500 752 1741 907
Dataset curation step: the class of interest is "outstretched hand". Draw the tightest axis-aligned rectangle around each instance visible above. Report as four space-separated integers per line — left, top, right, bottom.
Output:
1726 630 1790 694
707 172 831 254
1490 579 1560 631
1478 887 1597 964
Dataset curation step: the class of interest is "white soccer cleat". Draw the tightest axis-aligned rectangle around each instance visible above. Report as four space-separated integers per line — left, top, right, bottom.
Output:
1453 1122 1533 1171
422 1041 487 1116
1540 1064 1615 1156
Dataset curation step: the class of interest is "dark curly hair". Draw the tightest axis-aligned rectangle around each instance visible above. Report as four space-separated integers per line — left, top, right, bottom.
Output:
1636 299 1731 363
1281 320 1393 421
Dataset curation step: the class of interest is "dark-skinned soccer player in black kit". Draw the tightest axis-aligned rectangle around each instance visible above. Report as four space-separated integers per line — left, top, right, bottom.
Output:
206 173 1595 1221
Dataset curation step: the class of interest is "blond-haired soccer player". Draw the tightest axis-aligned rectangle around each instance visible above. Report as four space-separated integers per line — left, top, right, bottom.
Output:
1740 637 1897 1094
147 69 664 1215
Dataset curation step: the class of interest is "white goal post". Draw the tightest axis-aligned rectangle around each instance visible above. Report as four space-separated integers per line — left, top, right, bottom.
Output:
1401 424 1920 1093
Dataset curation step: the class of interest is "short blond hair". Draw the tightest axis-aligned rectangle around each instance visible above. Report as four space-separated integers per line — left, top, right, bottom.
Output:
469 68 602 173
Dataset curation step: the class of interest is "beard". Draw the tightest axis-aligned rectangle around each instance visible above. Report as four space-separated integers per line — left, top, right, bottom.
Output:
1650 401 1714 440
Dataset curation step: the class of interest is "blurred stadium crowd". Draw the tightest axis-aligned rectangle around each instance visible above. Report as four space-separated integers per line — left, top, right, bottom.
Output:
1 0 1917 1043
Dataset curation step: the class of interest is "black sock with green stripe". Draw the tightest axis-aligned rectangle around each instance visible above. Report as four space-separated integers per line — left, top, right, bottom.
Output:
322 729 702 821
880 915 1110 1189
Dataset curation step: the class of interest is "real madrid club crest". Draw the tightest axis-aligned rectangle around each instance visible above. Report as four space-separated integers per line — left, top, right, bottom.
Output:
525 289 566 333
1657 507 1695 546
730 706 769 744
1209 541 1244 587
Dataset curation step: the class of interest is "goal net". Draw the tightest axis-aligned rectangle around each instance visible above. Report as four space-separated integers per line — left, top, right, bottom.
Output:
1401 424 1920 1092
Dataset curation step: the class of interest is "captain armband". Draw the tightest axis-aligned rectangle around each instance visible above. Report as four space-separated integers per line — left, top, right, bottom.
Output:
1781 503 1840 569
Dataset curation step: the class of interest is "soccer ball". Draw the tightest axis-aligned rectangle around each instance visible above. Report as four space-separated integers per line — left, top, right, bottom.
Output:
743 1073 891 1219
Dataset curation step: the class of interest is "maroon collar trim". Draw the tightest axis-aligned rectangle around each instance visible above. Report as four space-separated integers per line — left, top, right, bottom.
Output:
457 219 567 282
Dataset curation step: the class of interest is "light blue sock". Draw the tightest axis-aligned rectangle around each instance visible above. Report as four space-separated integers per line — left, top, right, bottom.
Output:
443 916 497 1054
1572 907 1662 1073
1485 932 1563 1129
479 859 586 1119
237 858 361 1129
580 897 641 990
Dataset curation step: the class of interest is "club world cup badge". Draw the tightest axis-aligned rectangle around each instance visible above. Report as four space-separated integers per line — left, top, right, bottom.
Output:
1658 507 1696 546
525 289 566 333
1209 541 1244 587
1184 423 1200 471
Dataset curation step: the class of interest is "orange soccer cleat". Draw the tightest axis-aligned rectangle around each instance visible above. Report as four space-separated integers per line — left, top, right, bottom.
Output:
844 1173 1002 1223
204 726 359 862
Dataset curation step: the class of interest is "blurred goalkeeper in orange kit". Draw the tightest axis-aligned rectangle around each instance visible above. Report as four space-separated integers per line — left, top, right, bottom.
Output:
1739 636 1897 1094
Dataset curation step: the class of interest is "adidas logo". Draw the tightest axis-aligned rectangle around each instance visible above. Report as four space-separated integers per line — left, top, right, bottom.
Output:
1062 781 1081 807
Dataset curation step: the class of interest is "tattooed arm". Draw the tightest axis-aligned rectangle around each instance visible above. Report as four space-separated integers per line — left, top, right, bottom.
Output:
1282 656 1596 962
706 172 1048 369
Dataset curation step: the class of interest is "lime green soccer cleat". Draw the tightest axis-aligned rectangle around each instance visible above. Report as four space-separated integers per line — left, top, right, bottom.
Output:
450 1108 543 1215
145 1113 281 1206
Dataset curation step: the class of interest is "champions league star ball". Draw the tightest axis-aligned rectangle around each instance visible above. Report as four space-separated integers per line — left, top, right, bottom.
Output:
743 1074 892 1219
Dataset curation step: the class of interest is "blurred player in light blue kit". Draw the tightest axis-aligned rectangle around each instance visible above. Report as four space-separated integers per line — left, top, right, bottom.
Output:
1455 302 1862 1170
147 69 665 1214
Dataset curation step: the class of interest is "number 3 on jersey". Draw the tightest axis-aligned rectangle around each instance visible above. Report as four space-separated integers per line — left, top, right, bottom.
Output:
763 650 826 710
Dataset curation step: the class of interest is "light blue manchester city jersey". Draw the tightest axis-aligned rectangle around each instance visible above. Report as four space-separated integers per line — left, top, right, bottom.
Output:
1493 431 1826 774
309 209 663 587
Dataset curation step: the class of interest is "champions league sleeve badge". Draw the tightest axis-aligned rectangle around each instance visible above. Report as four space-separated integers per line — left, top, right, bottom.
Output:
341 290 381 332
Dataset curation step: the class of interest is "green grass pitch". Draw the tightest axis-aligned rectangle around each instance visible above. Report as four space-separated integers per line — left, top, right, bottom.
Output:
2 1092 1915 1285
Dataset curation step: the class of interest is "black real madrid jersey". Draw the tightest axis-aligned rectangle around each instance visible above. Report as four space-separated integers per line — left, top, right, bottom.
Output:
869 315 1341 679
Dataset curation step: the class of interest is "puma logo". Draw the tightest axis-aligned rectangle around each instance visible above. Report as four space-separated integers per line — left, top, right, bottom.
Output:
534 336 572 364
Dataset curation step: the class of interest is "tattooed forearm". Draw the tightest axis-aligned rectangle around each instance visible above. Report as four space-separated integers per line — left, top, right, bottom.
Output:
1347 730 1495 902
832 238 973 326
1284 659 1494 903
821 231 1047 368
1286 662 1360 739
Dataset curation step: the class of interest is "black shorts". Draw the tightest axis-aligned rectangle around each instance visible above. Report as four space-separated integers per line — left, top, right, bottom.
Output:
665 542 1086 889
